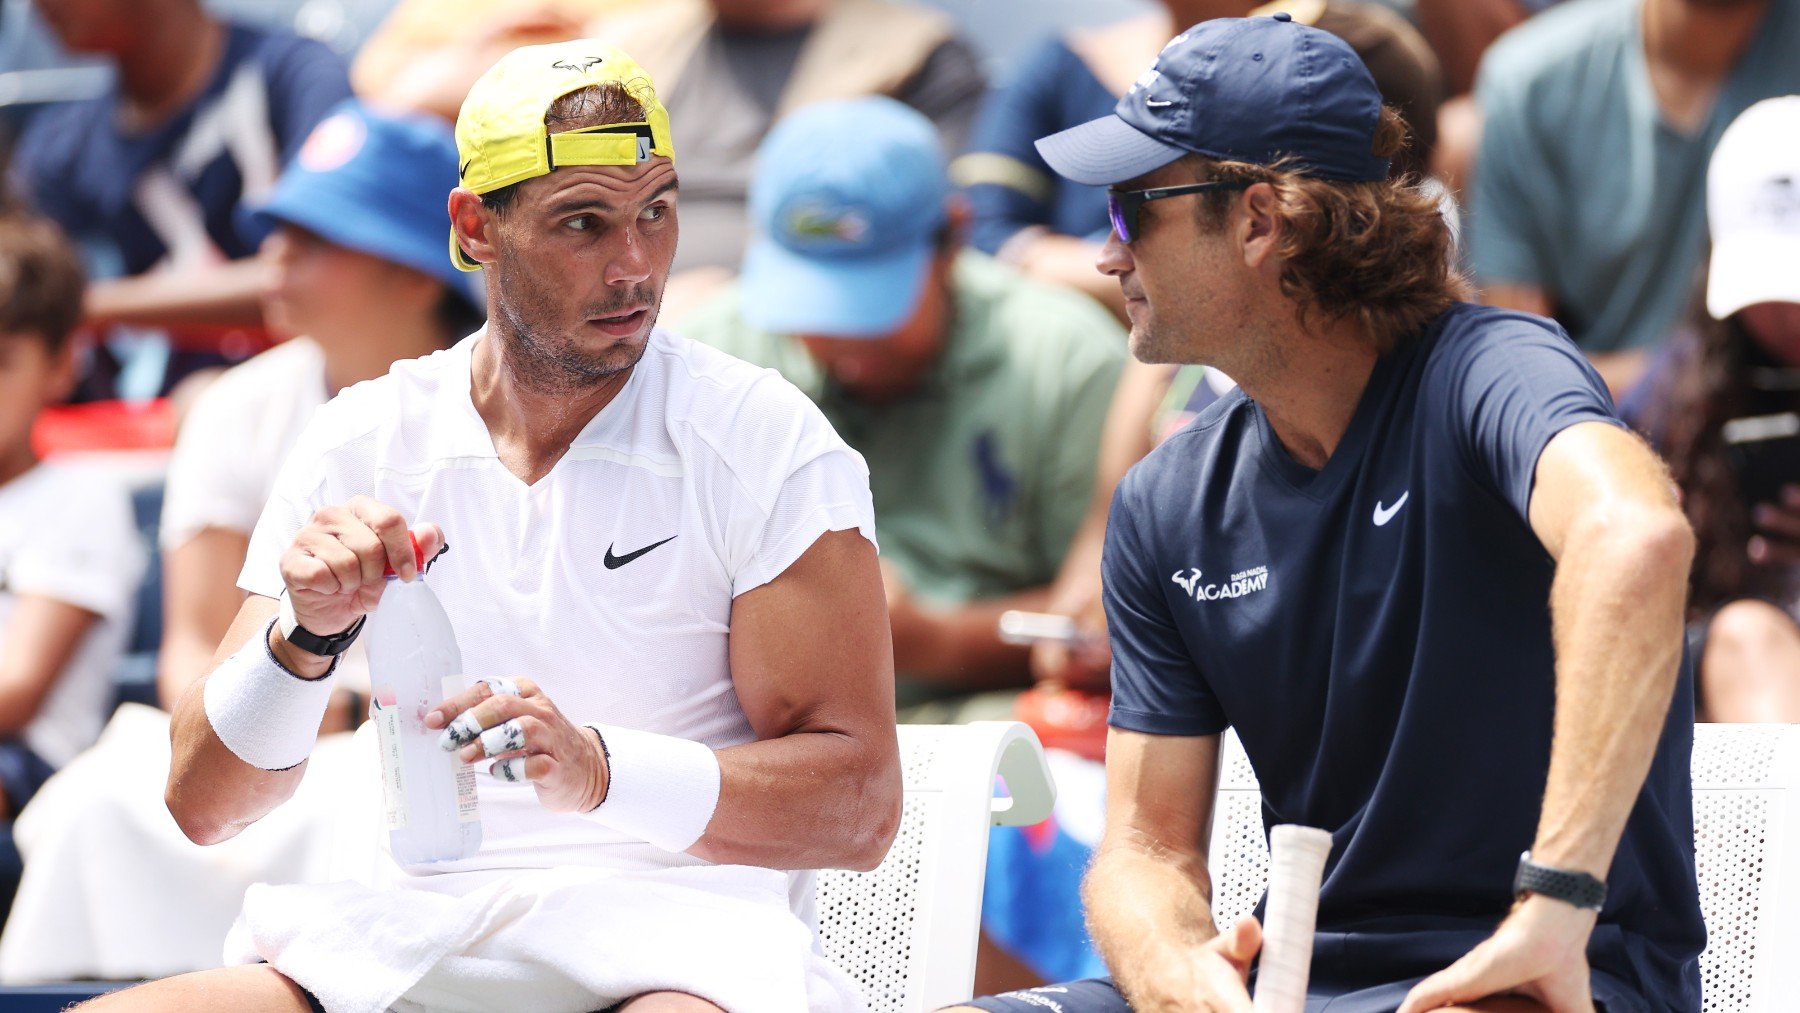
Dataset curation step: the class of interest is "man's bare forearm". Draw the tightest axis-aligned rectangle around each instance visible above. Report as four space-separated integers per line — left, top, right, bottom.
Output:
1533 506 1692 877
167 689 311 844
86 259 271 330
1084 834 1219 1002
693 726 902 871
165 596 311 844
894 586 1051 685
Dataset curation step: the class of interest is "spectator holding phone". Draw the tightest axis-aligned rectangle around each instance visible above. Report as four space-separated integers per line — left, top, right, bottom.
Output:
1623 96 1800 723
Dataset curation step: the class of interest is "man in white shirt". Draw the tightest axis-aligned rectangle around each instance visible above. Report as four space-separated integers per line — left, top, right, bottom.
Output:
92 40 899 1013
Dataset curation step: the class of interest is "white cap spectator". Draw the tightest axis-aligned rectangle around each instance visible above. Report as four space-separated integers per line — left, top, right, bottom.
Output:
1708 95 1800 320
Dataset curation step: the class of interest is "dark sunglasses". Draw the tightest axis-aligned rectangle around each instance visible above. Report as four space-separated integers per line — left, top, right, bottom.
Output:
1106 181 1250 244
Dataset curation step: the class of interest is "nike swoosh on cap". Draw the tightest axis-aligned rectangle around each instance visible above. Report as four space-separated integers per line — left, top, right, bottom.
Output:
603 535 677 569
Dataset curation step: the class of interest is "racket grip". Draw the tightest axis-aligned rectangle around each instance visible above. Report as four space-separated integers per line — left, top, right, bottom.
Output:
1251 824 1333 1013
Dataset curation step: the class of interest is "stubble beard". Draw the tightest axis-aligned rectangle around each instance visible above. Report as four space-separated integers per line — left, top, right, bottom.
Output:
1132 302 1282 386
1128 304 1191 367
492 255 661 397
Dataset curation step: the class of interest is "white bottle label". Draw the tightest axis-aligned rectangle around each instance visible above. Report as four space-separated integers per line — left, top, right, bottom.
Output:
444 675 481 823
375 695 407 831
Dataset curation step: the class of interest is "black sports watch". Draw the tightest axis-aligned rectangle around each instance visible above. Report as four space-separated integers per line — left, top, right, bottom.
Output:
277 591 366 659
1514 852 1607 911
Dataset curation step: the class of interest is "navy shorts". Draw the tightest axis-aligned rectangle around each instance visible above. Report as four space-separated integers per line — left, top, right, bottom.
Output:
961 970 1639 1013
961 979 1128 1013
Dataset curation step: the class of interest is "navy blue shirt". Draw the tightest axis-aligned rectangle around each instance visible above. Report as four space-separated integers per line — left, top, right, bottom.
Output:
958 37 1114 256
13 24 351 275
1104 304 1704 1009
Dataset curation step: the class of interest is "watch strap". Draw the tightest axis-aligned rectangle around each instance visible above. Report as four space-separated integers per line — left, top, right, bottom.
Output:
1514 851 1607 911
277 591 367 659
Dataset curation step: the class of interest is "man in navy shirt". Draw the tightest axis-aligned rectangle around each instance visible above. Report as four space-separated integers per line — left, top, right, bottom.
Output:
954 15 1703 1013
12 0 351 396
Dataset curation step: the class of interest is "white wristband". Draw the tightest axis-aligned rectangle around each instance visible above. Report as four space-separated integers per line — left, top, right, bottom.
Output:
202 617 336 770
584 723 721 853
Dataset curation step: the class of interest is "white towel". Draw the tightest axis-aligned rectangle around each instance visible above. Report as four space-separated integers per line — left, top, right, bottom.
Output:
0 704 359 982
223 864 867 1013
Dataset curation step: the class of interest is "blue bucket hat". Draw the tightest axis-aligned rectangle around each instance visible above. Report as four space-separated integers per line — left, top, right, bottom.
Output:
1036 14 1389 186
243 100 482 307
741 97 948 338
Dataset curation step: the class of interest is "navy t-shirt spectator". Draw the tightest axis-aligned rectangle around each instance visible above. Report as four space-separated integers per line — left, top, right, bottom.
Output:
958 37 1115 256
1103 303 1704 1007
13 24 351 277
957 3 1442 258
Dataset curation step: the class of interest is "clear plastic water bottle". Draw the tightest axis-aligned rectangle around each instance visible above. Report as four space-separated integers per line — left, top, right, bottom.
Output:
361 535 481 864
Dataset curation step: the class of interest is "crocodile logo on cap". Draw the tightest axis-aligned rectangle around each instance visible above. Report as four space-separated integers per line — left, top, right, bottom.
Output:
785 204 870 244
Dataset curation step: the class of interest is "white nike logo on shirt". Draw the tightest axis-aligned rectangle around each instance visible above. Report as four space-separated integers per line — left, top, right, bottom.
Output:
1373 492 1409 527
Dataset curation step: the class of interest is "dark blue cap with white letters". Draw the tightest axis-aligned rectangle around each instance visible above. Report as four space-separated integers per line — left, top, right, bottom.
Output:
1035 13 1389 186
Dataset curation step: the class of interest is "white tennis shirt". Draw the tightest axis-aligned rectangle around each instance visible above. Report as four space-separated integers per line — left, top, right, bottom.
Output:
0 463 144 768
238 327 876 883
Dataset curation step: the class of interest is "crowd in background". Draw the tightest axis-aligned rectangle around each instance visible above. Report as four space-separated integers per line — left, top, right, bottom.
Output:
0 0 1796 995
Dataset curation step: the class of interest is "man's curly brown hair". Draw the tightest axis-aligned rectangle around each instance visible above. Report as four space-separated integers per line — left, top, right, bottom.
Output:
1187 106 1470 351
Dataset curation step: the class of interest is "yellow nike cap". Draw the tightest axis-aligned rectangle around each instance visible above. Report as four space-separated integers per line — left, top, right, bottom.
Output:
449 39 677 272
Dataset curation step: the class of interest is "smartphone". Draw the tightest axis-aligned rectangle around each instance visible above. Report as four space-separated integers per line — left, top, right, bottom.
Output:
998 610 1085 647
1723 412 1800 508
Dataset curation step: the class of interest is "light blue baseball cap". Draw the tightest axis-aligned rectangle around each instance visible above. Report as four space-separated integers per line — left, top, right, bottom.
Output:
742 97 948 338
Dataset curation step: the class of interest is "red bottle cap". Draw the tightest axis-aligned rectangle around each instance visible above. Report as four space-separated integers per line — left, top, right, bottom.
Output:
381 531 426 578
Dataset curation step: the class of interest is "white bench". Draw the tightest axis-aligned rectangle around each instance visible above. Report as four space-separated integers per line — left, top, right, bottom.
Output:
818 722 1056 1012
1209 724 1800 1011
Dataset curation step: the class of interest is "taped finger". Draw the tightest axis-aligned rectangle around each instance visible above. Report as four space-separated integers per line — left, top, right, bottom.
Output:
480 718 527 757
440 710 485 749
479 677 521 698
491 753 557 784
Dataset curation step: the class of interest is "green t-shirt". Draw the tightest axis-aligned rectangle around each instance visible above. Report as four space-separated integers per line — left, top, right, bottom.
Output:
679 251 1125 606
1469 0 1800 353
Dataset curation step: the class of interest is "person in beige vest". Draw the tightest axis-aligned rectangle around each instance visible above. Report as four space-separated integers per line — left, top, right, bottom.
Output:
355 0 984 319
352 2 641 122
596 0 986 320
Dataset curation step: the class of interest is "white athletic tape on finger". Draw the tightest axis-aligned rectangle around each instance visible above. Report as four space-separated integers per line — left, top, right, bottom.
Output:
203 617 336 770
439 711 483 750
493 756 528 782
479 676 521 697
1253 824 1333 1013
479 718 527 757
584 723 720 854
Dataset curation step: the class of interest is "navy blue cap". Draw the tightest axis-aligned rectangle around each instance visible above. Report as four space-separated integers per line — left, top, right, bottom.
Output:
243 100 482 307
1036 14 1389 186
